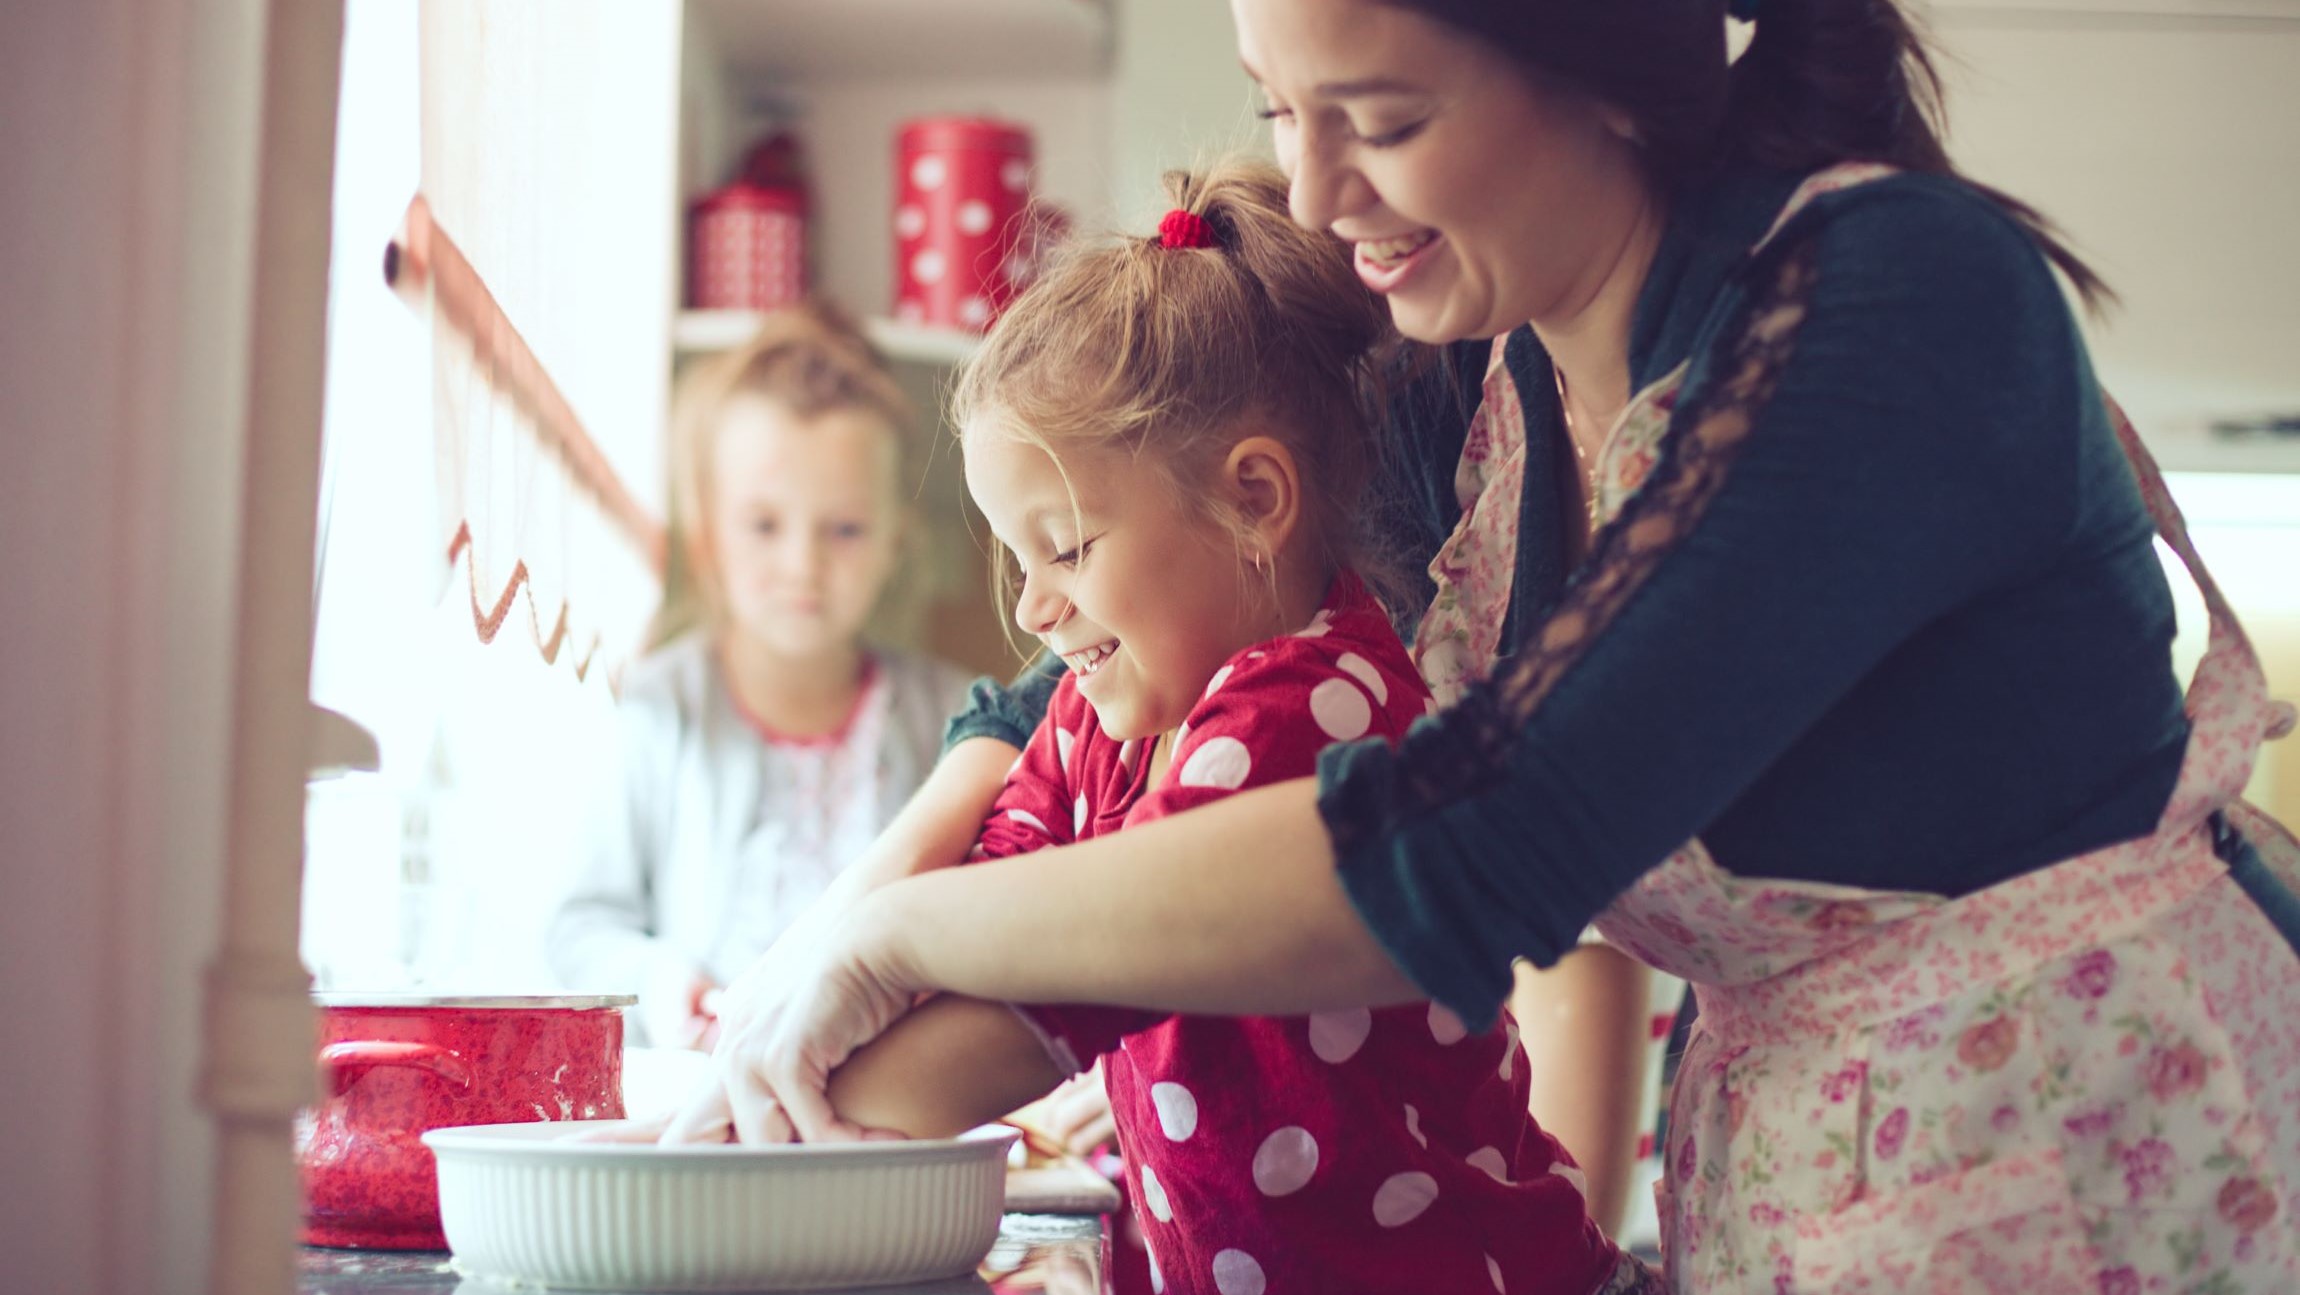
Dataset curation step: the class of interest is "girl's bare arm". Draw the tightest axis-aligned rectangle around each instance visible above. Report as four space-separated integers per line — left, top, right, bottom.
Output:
827 994 1065 1140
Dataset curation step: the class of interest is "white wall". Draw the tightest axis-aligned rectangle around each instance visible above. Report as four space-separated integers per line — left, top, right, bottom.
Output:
1108 0 1266 226
1 0 274 1290
1928 7 2300 435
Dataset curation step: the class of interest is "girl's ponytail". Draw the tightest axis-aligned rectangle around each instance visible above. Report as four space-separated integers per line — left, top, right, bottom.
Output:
953 157 1405 613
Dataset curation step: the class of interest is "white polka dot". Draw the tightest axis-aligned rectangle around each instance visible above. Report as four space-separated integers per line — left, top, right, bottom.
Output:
1372 1171 1440 1227
1005 808 1048 834
1205 664 1234 697
910 248 946 286
1429 1003 1468 1046
894 204 926 240
1251 1126 1319 1196
1499 1022 1519 1081
1150 1249 1165 1294
1488 1254 1506 1293
1174 722 1190 750
958 295 993 328
1179 736 1252 789
1056 727 1076 768
1336 652 1389 705
1466 1146 1511 1182
1118 739 1141 773
1294 609 1333 638
1308 1008 1372 1064
1073 795 1088 836
910 155 948 191
1555 1163 1588 1197
956 199 994 235
1139 1164 1172 1222
1403 1104 1427 1148
1310 677 1372 741
1211 1249 1265 1295
1150 1082 1199 1141
1000 159 1030 192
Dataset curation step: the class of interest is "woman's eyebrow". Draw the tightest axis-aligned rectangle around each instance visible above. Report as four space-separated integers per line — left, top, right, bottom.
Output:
1315 77 1426 99
1238 61 1424 101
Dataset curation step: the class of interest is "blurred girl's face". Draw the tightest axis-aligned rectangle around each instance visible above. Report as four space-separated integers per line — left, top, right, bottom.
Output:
1232 0 1652 344
706 395 901 662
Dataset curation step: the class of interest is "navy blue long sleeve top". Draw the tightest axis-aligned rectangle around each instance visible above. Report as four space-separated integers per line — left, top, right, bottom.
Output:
948 166 2191 1025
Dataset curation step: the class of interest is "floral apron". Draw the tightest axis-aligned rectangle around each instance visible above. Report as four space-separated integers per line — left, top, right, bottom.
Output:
1552 166 2300 1292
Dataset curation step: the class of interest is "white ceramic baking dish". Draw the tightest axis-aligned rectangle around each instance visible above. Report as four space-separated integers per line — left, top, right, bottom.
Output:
422 1120 1019 1291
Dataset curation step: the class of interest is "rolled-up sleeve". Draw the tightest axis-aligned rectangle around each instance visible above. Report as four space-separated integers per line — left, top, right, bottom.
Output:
941 652 1065 754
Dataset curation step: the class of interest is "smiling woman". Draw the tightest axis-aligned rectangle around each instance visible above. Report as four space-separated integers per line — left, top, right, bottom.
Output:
678 2 2300 1291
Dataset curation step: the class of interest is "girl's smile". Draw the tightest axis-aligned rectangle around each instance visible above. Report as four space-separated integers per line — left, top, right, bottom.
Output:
962 424 1280 743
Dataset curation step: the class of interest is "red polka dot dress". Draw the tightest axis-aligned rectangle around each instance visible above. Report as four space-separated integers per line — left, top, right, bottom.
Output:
972 574 1626 1295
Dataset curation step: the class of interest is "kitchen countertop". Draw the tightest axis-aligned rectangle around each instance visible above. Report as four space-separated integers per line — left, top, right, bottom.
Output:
297 1213 1106 1295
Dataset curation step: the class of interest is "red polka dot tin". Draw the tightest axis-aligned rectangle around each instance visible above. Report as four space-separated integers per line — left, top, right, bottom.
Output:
893 116 1035 332
295 993 633 1250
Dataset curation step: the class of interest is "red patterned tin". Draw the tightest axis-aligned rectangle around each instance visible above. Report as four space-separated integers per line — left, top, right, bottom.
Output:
893 117 1035 332
689 181 807 311
296 994 632 1250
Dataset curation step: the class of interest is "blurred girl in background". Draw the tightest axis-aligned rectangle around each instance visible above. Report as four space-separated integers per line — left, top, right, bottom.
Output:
549 304 970 1048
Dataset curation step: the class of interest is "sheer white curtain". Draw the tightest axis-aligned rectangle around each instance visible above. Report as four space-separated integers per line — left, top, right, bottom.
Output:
306 0 680 990
415 0 676 679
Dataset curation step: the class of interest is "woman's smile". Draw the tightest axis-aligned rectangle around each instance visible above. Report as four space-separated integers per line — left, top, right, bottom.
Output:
1352 228 1442 294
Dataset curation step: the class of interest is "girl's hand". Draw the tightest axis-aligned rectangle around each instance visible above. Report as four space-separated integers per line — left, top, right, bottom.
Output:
1043 1061 1118 1157
661 895 920 1145
641 963 720 1053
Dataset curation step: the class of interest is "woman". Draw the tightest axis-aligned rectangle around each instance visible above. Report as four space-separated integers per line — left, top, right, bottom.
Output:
682 0 2300 1286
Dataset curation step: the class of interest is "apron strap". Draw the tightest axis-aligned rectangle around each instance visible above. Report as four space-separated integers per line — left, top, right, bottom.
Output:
2101 391 2296 743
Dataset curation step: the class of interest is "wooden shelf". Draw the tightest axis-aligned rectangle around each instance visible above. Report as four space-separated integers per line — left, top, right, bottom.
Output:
690 0 1113 82
673 309 981 367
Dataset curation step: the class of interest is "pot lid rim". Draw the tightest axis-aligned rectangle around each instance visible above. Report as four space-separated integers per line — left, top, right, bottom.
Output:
311 992 637 1010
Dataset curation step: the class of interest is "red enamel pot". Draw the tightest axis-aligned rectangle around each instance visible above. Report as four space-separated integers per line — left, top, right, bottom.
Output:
296 993 634 1249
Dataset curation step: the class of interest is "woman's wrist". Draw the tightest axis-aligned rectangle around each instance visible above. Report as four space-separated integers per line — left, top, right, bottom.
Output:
846 874 933 1001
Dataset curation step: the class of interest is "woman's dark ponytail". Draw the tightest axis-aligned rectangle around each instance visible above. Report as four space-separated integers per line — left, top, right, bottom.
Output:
1724 0 2110 307
1383 0 2111 309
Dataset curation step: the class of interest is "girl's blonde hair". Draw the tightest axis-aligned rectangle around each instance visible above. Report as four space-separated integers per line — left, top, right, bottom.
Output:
654 302 914 646
951 157 1397 623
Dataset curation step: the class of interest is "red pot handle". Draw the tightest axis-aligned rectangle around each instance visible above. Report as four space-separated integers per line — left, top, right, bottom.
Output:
318 1041 473 1099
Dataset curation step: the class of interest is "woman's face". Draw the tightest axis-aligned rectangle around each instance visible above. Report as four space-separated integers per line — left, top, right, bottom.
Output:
1232 0 1652 344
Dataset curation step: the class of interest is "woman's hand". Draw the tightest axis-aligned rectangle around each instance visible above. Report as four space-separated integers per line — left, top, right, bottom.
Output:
658 739 1018 1144
661 893 921 1145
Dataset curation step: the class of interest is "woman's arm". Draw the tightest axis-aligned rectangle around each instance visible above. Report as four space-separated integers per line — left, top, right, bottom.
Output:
826 995 1064 1140
868 778 1418 1017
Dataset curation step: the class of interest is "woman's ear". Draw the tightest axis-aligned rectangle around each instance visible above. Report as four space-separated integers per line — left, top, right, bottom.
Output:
1221 434 1304 560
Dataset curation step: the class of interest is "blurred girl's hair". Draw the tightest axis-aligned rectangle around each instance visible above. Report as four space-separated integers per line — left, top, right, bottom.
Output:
952 156 1400 631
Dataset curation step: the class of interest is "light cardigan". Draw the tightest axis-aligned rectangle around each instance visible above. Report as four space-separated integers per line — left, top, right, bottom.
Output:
548 634 970 1040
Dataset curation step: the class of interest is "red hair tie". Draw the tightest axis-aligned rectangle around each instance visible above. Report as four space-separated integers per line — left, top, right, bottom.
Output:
1158 208 1218 250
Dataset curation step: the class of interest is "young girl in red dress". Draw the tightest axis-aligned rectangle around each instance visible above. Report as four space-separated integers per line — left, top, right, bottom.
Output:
827 159 1654 1295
